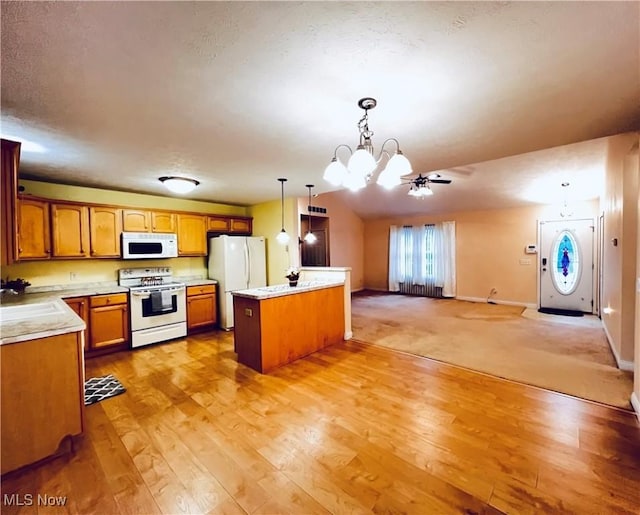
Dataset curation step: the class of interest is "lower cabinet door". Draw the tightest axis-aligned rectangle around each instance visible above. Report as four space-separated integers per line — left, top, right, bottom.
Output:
90 304 129 349
187 294 216 331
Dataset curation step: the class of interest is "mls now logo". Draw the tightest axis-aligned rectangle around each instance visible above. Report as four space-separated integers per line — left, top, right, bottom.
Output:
3 494 67 506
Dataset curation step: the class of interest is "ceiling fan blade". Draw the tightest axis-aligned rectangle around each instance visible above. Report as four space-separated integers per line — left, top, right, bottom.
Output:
427 179 452 184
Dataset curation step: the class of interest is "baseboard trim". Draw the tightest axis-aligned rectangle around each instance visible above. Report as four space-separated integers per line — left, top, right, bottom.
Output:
631 392 640 422
602 322 635 372
344 330 353 340
455 296 537 309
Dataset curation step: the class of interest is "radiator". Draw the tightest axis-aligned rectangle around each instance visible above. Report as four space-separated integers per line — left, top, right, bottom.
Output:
398 282 443 298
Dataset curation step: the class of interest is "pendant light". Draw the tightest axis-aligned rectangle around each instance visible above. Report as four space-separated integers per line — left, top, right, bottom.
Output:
276 178 290 245
304 184 317 244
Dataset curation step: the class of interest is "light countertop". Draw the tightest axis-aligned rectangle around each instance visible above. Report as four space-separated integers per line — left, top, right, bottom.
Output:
0 277 216 345
231 280 344 300
0 296 86 345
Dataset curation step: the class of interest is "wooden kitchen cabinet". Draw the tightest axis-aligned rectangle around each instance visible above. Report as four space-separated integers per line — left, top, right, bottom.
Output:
17 197 51 260
151 211 176 233
65 296 90 333
207 215 252 235
51 202 90 257
207 215 230 233
89 206 122 257
1 331 85 475
122 209 176 233
233 285 345 373
1 139 20 266
177 213 207 255
187 284 217 332
230 217 252 234
89 293 129 353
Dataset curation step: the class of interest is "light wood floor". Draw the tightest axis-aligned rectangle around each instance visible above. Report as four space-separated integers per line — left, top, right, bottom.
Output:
2 330 639 514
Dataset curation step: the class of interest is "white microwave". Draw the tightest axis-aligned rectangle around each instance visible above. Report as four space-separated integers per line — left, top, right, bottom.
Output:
121 232 178 259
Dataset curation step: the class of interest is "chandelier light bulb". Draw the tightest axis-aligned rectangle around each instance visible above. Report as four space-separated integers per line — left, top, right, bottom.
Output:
343 171 367 192
384 151 412 176
348 147 377 178
304 231 317 244
323 158 347 186
377 169 401 190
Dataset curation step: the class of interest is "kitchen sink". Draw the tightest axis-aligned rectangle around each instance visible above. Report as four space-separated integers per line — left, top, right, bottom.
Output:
0 301 67 322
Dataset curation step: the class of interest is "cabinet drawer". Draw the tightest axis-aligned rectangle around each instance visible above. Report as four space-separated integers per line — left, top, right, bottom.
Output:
187 284 216 296
90 293 128 307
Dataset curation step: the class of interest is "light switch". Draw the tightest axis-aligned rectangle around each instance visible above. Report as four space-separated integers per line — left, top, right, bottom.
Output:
244 308 253 317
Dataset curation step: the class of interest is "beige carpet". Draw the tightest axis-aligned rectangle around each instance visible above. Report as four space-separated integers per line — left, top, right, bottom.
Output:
351 291 634 410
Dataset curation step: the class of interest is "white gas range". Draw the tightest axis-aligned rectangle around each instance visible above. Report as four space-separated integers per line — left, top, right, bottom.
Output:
118 267 187 348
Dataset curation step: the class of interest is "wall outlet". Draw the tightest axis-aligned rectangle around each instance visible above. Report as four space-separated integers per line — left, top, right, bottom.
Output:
70 272 78 281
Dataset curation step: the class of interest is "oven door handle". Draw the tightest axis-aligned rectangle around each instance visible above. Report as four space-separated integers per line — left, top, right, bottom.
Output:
130 291 151 299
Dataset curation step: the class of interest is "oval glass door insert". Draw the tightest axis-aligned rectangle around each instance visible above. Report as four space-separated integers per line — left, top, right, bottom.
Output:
551 230 581 295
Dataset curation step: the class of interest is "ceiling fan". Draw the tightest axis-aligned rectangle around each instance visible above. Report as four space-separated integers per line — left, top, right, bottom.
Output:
402 173 452 198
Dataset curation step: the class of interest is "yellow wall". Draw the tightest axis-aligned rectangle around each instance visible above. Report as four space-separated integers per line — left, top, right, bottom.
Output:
362 200 599 305
601 132 639 365
248 197 298 285
19 179 248 215
2 257 207 288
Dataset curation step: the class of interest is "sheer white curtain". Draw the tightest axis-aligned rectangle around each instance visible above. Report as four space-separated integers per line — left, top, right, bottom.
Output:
388 225 401 291
411 225 428 285
434 221 456 297
389 221 456 296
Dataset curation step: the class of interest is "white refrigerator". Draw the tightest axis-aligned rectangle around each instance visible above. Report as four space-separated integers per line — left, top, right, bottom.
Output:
208 235 267 330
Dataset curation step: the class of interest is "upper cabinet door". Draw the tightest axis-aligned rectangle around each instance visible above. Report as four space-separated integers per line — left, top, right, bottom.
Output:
89 207 122 257
122 209 151 232
1 139 20 266
230 218 252 234
17 198 51 260
51 203 90 257
177 214 207 256
151 211 176 233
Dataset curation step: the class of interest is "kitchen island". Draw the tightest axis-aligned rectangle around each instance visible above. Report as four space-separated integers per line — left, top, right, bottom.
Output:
232 281 345 373
0 297 86 474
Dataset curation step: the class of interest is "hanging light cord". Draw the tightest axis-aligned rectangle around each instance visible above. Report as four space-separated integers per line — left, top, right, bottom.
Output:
279 178 286 229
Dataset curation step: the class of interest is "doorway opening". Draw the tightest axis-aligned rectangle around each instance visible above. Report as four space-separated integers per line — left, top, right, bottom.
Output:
300 215 329 267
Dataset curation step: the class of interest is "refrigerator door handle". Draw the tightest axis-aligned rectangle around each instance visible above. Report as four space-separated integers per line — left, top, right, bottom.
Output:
244 239 250 288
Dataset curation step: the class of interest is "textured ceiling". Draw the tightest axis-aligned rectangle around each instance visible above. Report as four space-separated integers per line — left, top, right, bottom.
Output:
1 1 638 218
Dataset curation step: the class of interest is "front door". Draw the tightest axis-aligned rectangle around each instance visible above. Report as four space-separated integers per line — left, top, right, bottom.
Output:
539 218 594 313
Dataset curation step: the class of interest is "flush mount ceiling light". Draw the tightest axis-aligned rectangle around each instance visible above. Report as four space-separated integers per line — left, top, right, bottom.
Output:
323 97 413 192
276 178 290 245
159 176 200 194
304 184 317 244
404 173 452 199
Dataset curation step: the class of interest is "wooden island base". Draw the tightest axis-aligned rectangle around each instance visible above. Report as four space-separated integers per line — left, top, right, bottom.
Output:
233 283 345 373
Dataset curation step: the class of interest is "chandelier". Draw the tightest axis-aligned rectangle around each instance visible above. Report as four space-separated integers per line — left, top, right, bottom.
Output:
323 97 412 192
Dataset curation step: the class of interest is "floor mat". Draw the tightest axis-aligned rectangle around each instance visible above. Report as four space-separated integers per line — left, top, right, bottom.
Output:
84 374 126 405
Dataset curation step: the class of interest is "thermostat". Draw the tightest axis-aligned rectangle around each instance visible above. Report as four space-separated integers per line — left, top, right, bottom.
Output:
525 244 538 254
